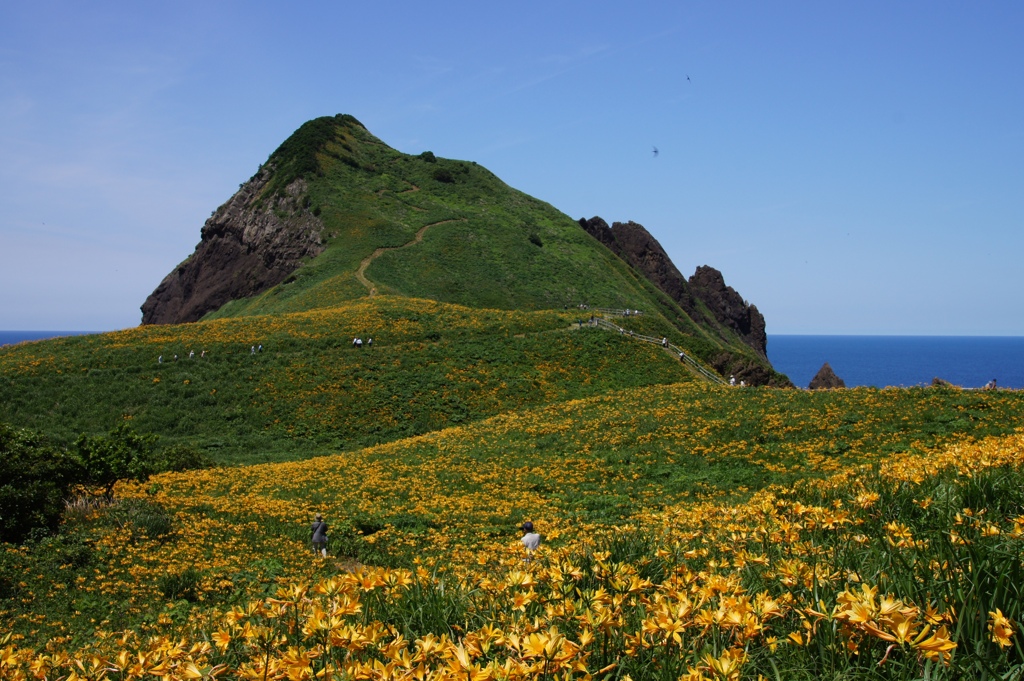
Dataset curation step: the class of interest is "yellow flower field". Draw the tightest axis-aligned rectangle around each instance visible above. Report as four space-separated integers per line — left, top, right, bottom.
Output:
2 417 1023 679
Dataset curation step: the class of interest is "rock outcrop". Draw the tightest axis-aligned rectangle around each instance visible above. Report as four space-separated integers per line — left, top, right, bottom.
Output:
809 362 846 389
140 171 325 325
687 265 768 358
578 217 769 360
578 217 703 320
710 354 779 387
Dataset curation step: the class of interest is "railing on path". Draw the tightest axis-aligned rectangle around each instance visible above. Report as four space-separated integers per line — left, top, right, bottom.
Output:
592 307 645 317
589 317 726 385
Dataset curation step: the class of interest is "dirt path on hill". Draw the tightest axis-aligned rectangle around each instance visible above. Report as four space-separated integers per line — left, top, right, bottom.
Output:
356 218 465 296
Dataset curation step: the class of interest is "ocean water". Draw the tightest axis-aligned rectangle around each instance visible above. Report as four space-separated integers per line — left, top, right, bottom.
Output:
770 335 1024 390
0 331 96 347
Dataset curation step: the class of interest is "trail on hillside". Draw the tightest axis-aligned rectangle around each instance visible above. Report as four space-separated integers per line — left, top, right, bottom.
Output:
355 218 466 296
586 314 726 385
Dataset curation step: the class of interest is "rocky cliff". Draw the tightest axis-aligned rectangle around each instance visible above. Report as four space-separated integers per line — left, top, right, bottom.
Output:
578 217 702 319
578 217 768 359
687 265 768 359
140 171 325 325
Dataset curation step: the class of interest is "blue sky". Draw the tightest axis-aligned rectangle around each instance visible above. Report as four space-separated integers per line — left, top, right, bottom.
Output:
1 1 1022 334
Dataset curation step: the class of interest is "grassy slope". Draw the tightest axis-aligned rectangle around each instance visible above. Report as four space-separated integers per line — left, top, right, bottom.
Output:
0 297 710 465
157 382 1024 562
3 381 1023 650
202 116 770 374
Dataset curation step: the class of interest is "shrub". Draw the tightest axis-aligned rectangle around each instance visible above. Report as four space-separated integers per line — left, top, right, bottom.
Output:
75 424 159 500
0 423 84 544
432 168 454 183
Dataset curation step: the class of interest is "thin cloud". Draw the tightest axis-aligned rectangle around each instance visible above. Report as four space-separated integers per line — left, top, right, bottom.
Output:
494 44 611 99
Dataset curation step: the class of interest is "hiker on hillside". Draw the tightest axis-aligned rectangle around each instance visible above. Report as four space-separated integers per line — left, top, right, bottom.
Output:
521 521 540 562
311 513 328 558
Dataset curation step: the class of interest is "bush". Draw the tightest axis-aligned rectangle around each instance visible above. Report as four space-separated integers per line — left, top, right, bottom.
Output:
0 423 84 544
75 424 158 500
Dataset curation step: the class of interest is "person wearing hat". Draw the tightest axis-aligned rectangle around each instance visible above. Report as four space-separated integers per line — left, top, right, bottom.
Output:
520 521 540 560
311 513 328 558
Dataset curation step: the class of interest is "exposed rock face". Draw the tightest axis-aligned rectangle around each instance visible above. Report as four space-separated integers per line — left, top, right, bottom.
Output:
141 171 325 324
809 362 846 389
578 217 701 320
687 265 768 358
578 217 769 360
710 354 779 387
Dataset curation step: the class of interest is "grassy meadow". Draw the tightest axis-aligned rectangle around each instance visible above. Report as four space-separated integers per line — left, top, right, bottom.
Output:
3 373 1024 678
0 297 716 465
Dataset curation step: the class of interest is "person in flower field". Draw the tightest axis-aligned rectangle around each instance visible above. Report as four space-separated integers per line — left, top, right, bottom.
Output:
520 521 540 561
311 513 328 558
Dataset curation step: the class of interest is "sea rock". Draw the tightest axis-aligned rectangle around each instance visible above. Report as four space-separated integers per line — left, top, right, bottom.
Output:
809 362 846 389
687 265 768 358
141 171 325 324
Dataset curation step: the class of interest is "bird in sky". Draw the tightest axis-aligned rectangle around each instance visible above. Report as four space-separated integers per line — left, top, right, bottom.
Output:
652 146 659 157
687 75 691 82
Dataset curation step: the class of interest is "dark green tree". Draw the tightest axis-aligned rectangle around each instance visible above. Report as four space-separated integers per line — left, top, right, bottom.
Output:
75 424 158 501
0 423 84 544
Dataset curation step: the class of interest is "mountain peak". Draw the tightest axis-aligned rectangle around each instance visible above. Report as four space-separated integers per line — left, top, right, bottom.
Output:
141 115 786 384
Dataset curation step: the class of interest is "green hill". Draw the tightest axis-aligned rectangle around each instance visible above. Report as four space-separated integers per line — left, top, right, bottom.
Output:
209 115 685 315
0 297 719 464
142 114 780 384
